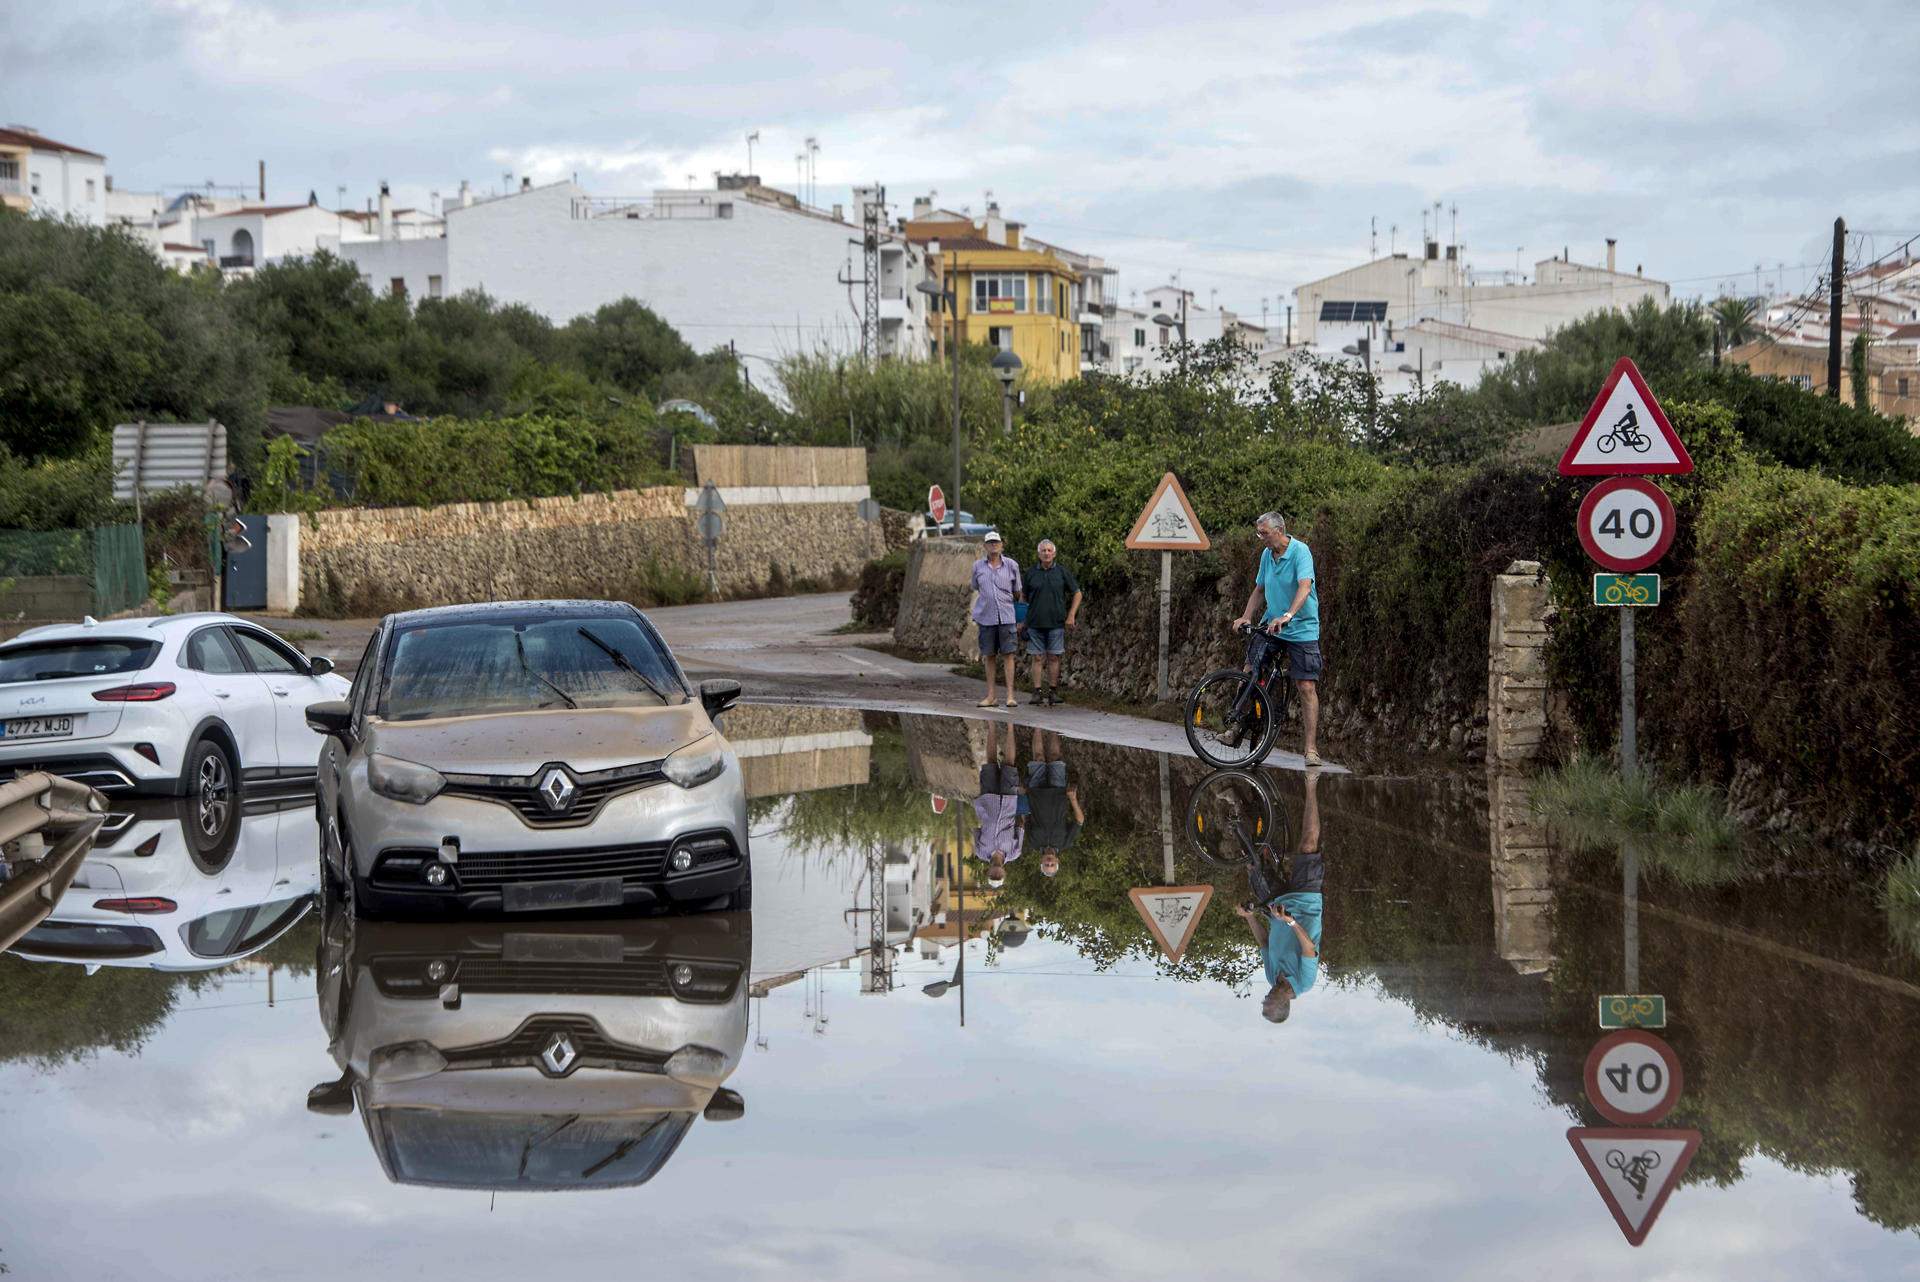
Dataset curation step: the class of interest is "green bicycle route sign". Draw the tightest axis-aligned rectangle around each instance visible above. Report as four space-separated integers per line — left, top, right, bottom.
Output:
1593 574 1660 607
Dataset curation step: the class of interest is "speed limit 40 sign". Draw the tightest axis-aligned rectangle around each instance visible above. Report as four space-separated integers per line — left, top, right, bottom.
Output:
1584 1030 1684 1125
1578 476 1675 572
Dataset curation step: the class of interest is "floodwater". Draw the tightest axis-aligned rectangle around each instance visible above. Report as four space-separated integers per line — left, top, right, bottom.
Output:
4 708 1919 1280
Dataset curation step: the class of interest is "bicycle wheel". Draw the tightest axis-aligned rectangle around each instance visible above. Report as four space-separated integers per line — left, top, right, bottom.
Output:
1596 432 1617 453
1185 669 1279 768
1185 768 1283 867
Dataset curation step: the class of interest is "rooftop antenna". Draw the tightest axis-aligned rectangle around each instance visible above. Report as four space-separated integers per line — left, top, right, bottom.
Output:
335 184 346 211
805 135 819 205
1390 223 1398 254
1450 202 1458 249
1370 215 1377 258
501 171 512 196
687 173 696 189
795 152 805 197
1420 207 1428 245
746 129 759 175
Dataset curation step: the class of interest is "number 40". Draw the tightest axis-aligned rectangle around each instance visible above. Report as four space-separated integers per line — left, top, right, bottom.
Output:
1606 1061 1663 1094
1599 508 1656 539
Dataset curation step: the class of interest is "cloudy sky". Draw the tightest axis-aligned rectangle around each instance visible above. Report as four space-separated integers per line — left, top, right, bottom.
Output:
7 0 1918 317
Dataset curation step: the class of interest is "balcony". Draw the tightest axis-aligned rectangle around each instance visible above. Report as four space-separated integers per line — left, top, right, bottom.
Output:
0 176 24 198
218 254 255 269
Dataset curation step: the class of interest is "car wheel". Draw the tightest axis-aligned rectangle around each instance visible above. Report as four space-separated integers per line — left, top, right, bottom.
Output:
182 737 240 869
334 812 381 921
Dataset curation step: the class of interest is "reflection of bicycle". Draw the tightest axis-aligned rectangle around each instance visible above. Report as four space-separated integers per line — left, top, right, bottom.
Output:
1184 768 1289 867
1596 406 1652 454
1600 577 1651 605
1606 1148 1662 1199
1185 624 1288 768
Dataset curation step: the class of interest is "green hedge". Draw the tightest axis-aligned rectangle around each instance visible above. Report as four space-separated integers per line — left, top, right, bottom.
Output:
315 412 678 507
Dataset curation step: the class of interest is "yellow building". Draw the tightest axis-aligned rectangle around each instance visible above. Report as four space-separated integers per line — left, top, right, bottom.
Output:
1729 336 1920 426
905 216 1081 382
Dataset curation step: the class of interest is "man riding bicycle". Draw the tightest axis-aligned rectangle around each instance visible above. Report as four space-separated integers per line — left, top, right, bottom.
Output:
1232 512 1323 767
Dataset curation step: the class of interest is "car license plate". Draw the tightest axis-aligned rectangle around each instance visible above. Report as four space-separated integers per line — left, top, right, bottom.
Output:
503 932 624 963
3 715 74 741
500 877 625 913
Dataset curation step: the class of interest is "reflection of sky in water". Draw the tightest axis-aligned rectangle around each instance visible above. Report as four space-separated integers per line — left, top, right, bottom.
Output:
5 710 1920 1280
4 935 1917 1280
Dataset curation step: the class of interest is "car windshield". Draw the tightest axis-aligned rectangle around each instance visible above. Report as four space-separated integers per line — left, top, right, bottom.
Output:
375 1109 693 1189
376 616 684 722
0 638 158 684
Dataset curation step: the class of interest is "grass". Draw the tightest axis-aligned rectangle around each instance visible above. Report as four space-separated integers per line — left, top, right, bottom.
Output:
1531 754 1745 886
1879 846 1920 960
276 627 325 643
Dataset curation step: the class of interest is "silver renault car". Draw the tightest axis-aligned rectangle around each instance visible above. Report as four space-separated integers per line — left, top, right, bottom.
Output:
307 601 748 917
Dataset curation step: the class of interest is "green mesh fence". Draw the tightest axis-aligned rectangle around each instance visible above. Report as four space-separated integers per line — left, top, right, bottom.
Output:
0 525 147 617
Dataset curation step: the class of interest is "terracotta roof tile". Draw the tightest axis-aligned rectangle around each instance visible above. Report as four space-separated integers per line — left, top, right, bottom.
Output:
0 127 103 159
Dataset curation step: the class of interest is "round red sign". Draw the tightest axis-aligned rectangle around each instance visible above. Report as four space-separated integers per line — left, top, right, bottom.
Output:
1583 1029 1685 1125
1577 477 1676 572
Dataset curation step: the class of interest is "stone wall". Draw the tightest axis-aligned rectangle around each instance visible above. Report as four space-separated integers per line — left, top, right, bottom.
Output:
295 447 884 617
892 538 983 659
0 575 91 624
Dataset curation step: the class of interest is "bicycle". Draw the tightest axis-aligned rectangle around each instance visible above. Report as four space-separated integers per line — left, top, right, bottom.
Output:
1596 405 1652 454
1183 623 1290 768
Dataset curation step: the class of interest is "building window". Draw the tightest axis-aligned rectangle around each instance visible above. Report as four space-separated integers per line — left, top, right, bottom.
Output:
428 275 444 298
1035 272 1052 315
1159 325 1170 344
988 326 1012 351
0 158 15 180
1899 377 1911 397
1789 374 1812 389
973 273 1027 315
201 238 215 259
1134 328 1146 347
30 171 41 196
390 277 407 300
85 178 95 200
717 202 733 219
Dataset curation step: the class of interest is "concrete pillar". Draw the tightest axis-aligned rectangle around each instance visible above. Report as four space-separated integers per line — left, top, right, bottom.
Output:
266 514 301 614
1488 560 1554 973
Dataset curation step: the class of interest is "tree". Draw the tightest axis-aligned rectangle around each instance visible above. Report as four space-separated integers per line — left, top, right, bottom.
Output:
1710 296 1760 347
1851 332 1873 412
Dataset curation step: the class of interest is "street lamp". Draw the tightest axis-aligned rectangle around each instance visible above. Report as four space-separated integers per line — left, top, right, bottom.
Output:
1397 348 1425 392
916 250 962 533
990 348 1023 433
1151 311 1186 343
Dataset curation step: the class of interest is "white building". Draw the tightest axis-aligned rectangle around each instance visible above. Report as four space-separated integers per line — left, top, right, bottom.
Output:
1368 319 1543 397
338 175 933 365
190 199 372 273
0 125 107 225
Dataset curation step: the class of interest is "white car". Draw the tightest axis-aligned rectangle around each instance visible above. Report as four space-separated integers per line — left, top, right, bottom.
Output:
0 613 349 855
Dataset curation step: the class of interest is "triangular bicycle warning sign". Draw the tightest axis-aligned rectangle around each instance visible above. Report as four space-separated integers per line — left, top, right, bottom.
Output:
1126 472 1211 550
1128 886 1214 963
1567 1127 1701 1246
1559 357 1694 476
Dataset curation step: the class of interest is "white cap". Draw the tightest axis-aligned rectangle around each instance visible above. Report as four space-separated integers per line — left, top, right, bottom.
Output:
983 530 1003 542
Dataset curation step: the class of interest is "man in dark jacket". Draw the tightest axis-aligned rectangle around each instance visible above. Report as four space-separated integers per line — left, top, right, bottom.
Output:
1023 539 1083 706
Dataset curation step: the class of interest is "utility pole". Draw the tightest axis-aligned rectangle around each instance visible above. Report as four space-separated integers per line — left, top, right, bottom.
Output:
862 186 883 363
1829 216 1845 398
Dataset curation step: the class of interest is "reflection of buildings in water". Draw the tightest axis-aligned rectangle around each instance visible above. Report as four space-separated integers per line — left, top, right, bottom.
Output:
9 795 317 973
1489 771 1553 975
725 705 872 800
308 909 750 1192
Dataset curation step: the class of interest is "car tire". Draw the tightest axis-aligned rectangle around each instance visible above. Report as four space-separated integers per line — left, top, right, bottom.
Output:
181 736 240 870
332 810 382 921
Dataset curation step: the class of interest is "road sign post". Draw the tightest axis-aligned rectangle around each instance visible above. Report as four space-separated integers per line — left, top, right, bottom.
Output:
1125 472 1211 701
696 482 727 595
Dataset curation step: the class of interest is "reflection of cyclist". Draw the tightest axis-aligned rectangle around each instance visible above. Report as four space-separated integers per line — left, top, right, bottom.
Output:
1231 767 1323 1024
1025 727 1081 878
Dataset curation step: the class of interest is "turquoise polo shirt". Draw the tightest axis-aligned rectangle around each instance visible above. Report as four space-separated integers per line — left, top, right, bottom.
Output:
1263 892 1323 995
1257 539 1319 641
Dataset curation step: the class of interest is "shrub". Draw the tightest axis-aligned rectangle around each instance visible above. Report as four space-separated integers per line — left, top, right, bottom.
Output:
850 548 907 631
0 442 121 530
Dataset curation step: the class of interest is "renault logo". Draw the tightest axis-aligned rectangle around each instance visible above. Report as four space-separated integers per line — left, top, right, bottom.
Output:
540 1031 578 1075
538 766 577 813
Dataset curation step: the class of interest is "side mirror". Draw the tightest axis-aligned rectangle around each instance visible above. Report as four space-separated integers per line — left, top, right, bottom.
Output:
306 1074 355 1116
699 679 742 718
308 655 336 677
702 1088 746 1122
305 699 354 739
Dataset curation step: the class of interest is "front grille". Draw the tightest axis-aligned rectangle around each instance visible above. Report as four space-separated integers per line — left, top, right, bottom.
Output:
442 761 665 829
378 841 671 891
440 1015 670 1076
455 957 673 997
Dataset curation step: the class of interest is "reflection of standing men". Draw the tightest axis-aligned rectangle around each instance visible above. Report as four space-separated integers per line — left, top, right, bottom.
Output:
973 721 1025 888
1233 767 1323 1023
1025 727 1082 878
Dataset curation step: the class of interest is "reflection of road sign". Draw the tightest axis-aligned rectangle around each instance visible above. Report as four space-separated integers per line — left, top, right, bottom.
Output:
928 485 946 525
1567 1127 1701 1246
857 497 881 522
1559 357 1694 476
1578 477 1675 572
1124 472 1211 551
698 511 725 543
1127 885 1213 963
1593 574 1660 607
695 482 727 514
931 794 947 815
1585 1030 1684 1125
1598 993 1667 1029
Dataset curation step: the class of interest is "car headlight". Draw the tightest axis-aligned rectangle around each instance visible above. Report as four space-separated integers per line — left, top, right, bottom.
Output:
367 753 446 804
663 737 726 789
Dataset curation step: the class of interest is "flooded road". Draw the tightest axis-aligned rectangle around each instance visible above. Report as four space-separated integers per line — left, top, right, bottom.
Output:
3 708 1918 1279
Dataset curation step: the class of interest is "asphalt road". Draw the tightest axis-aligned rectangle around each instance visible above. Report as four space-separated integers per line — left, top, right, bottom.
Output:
245 592 1335 770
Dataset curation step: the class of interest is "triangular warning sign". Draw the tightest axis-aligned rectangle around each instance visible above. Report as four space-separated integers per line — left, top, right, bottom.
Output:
1567 1127 1701 1246
1559 357 1693 476
1126 472 1211 550
1128 885 1213 962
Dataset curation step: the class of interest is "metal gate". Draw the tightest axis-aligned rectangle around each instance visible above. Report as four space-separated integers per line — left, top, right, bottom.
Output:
222 515 269 610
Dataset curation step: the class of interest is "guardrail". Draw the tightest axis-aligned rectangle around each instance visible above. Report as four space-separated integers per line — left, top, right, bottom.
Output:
0 771 109 951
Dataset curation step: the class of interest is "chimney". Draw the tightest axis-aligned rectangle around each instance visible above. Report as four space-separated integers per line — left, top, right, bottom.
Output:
1563 246 1569 262
258 160 265 201
1425 239 1438 261
1606 237 1617 272
105 174 113 192
832 203 844 221
912 195 932 219
307 189 317 207
1006 225 1021 249
458 179 472 208
377 181 392 241
520 176 531 191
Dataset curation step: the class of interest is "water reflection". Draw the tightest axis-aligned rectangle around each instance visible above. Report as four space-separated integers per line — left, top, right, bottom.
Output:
308 902 749 1191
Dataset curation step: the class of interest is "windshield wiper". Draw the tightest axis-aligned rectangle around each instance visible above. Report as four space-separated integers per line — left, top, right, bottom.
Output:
517 1114 581 1181
514 630 577 709
576 628 674 704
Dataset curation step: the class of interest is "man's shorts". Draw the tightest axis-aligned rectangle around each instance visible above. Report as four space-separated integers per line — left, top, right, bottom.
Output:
1025 625 1066 656
1285 849 1326 895
1025 760 1067 788
979 763 1019 796
978 624 1018 657
1252 634 1323 682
